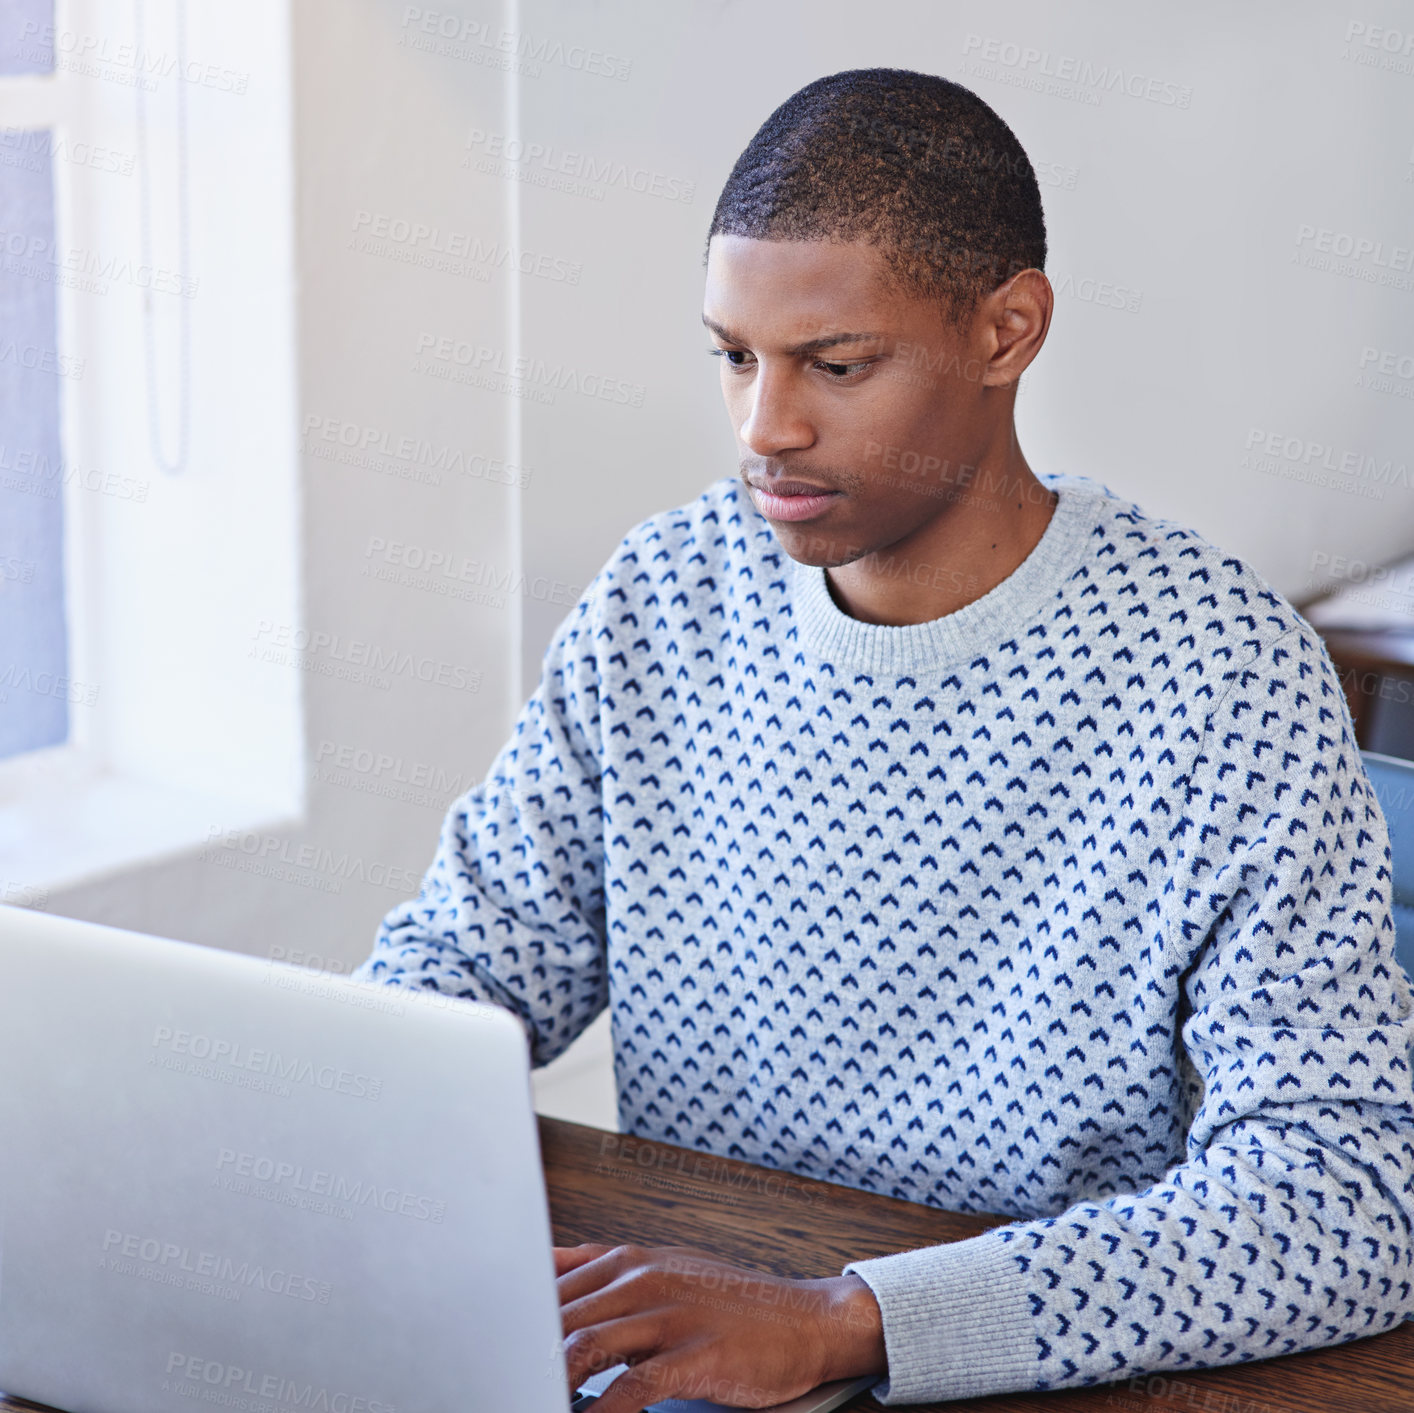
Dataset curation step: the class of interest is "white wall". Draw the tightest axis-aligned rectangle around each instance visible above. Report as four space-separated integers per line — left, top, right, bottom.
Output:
38 0 1414 1131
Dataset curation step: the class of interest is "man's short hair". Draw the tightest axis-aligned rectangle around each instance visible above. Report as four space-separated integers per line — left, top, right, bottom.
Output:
707 68 1047 325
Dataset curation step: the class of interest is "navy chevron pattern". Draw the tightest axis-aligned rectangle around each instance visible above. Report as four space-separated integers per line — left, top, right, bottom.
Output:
355 473 1414 1403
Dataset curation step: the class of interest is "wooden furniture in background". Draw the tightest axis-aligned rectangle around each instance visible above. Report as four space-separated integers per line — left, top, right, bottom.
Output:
1300 551 1414 759
1316 626 1414 757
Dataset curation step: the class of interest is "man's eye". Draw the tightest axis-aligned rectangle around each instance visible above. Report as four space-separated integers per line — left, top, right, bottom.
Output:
707 347 754 371
819 359 871 379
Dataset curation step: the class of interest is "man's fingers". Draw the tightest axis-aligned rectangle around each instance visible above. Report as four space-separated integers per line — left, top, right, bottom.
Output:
557 1242 652 1309
563 1313 665 1401
561 1274 652 1339
554 1241 614 1276
583 1357 680 1413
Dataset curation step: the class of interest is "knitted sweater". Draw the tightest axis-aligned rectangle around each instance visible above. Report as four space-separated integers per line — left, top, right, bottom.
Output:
354 472 1414 1403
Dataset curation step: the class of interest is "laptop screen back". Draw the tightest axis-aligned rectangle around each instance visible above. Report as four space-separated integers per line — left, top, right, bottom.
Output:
0 904 571 1413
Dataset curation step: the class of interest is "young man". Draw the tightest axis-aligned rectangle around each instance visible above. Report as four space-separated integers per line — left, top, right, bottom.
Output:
355 70 1414 1408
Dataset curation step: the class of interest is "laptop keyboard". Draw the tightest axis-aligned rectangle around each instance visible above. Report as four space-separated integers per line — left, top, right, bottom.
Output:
570 1365 878 1412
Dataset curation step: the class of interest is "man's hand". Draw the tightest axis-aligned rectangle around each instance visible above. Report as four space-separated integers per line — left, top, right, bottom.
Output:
556 1242 886 1412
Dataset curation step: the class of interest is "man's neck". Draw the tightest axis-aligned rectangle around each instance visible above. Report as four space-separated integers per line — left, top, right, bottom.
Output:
824 455 1058 628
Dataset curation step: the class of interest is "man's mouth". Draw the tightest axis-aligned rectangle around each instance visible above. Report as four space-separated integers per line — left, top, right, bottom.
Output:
749 477 833 496
746 478 843 523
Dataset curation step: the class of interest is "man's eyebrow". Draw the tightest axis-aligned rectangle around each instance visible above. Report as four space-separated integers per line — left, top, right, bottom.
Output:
701 315 884 356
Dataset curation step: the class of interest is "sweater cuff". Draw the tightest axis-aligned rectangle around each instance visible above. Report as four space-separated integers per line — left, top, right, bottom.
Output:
842 1227 1038 1404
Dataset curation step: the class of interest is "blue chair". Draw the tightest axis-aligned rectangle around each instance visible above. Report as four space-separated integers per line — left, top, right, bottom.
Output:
1362 751 1414 983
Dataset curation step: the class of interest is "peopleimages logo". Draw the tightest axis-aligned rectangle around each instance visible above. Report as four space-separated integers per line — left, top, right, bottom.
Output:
1292 222 1414 294
960 33 1193 107
163 1354 394 1413
313 740 472 800
348 211 582 285
250 620 483 695
0 443 150 502
0 128 135 180
215 1148 446 1224
462 127 695 204
202 826 422 896
0 228 199 297
1355 346 1414 402
1241 427 1410 499
301 414 532 489
0 338 86 378
15 20 250 92
1 881 49 909
362 535 583 608
1341 19 1414 75
399 7 632 81
150 1025 383 1102
412 333 646 407
0 663 100 707
101 1229 331 1304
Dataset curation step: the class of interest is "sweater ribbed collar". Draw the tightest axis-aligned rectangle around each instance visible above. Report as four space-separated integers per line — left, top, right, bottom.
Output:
786 472 1107 675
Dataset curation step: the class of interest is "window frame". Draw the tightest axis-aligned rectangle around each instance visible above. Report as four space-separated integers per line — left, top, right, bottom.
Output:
0 0 304 899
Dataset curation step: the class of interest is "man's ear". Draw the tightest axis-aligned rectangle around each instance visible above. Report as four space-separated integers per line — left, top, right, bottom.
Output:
977 269 1053 388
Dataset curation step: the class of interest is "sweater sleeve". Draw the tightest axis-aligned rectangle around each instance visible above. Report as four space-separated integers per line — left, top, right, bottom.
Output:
842 624 1414 1403
351 577 610 1069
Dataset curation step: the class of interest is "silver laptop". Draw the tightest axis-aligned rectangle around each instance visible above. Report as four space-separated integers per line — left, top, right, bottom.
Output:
0 906 876 1413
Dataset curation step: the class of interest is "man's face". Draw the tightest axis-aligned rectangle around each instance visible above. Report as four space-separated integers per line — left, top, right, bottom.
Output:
702 234 999 568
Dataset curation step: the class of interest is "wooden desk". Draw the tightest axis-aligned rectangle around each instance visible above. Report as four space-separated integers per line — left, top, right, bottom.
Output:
2 1118 1409 1413
541 1118 1414 1413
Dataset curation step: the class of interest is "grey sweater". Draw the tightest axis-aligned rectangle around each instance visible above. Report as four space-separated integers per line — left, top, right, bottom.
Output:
355 472 1414 1402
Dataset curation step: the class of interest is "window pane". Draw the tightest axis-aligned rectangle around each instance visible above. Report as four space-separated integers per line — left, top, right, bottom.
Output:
0 133 69 759
0 0 53 75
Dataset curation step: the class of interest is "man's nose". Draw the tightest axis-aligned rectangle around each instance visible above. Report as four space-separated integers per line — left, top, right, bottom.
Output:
738 368 814 457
